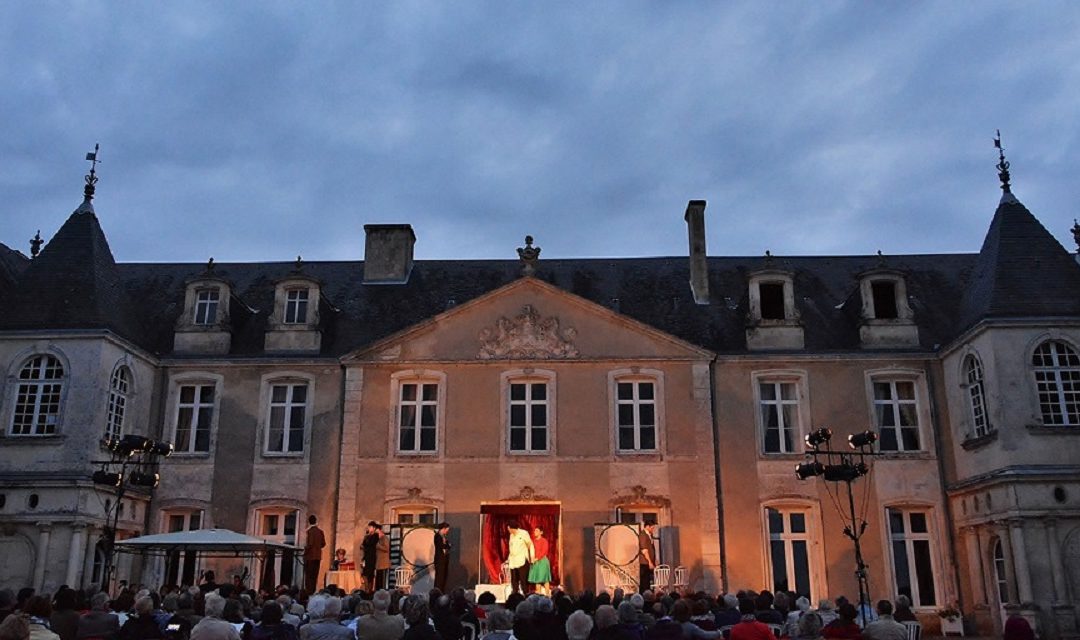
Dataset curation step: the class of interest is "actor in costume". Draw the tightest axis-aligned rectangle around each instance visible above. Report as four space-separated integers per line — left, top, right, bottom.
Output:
375 527 391 588
303 514 326 594
362 521 381 589
434 522 452 592
506 521 534 594
638 521 657 592
527 526 552 595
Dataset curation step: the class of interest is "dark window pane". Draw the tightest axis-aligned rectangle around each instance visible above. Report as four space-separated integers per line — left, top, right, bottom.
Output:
400 405 416 428
764 426 780 453
640 427 655 450
288 428 304 452
422 384 438 401
400 428 415 451
290 406 305 428
510 428 526 451
511 384 526 401
180 386 195 403
913 540 936 606
790 513 806 533
892 540 911 596
169 515 184 533
910 513 928 533
639 404 655 426
639 383 654 400
760 283 786 320
532 384 546 400
420 405 437 427
401 384 417 401
880 428 898 451
510 404 526 426
531 404 546 426
272 385 288 403
792 540 811 599
420 428 436 451
872 281 899 319
874 382 893 400
618 404 635 427
770 541 788 591
292 385 307 402
760 383 777 401
200 386 214 403
618 383 633 400
767 508 784 534
531 427 546 450
888 509 904 534
619 427 635 450
901 427 920 451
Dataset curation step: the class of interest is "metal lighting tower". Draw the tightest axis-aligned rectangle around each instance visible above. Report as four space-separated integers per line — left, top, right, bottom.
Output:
795 427 880 614
93 434 173 590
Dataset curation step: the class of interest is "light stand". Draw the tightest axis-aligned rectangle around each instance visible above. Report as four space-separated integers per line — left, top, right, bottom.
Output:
93 434 173 592
795 428 879 616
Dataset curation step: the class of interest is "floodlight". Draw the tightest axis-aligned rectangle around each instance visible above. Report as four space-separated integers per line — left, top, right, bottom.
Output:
92 471 122 487
848 431 878 449
795 462 825 480
117 434 152 456
805 427 833 448
129 472 159 487
824 464 860 482
149 441 173 457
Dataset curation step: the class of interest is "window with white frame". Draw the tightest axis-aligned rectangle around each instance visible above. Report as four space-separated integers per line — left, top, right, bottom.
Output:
398 380 439 453
11 355 65 436
872 379 921 451
257 508 300 544
265 382 308 454
992 539 1010 605
758 378 802 453
765 507 815 599
173 383 215 453
1032 340 1080 426
616 379 657 452
394 507 438 525
193 288 220 325
963 355 991 438
284 288 310 324
105 366 131 442
508 379 549 453
886 508 937 607
162 509 203 589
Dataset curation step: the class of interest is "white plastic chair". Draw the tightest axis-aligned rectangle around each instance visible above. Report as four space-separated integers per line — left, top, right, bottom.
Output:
652 564 671 591
672 565 688 591
903 621 923 640
393 565 413 593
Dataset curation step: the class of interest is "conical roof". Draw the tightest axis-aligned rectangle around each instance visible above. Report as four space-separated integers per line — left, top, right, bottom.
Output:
958 194 1080 330
0 207 143 343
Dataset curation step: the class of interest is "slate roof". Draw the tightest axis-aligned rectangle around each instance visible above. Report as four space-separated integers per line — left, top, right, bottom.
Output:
0 242 29 302
2 193 1078 358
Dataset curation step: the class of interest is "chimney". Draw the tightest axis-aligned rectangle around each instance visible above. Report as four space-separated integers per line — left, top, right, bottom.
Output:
685 200 709 304
363 224 416 284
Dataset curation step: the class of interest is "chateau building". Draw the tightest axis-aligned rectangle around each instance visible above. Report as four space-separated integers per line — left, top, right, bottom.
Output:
1 157 1079 638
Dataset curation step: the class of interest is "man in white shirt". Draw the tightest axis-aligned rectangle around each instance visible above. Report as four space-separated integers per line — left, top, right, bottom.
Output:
506 522 534 594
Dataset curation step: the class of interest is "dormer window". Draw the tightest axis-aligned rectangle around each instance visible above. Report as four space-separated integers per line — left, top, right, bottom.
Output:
193 288 220 325
284 288 309 324
759 282 786 320
870 280 899 319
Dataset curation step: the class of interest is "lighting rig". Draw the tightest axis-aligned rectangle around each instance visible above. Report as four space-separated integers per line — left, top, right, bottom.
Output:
795 427 879 614
92 434 173 589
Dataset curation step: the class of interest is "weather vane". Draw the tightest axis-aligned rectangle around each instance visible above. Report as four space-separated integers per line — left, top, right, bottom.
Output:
993 130 1011 193
84 143 101 201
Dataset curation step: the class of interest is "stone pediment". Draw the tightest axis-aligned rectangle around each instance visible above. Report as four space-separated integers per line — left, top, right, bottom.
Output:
478 304 579 359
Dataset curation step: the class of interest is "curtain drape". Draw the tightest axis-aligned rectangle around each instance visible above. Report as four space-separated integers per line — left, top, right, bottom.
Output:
479 504 560 586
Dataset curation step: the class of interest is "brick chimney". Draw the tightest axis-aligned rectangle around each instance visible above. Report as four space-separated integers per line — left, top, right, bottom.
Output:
685 200 709 305
363 224 416 284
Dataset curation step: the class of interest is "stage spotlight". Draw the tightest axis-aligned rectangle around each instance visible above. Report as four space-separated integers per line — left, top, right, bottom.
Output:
116 434 151 456
805 427 833 448
92 471 122 487
129 472 160 487
795 462 825 480
824 464 860 482
149 441 173 457
853 462 870 477
848 431 878 449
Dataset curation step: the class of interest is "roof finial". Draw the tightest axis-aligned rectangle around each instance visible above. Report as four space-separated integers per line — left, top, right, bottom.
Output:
206 257 215 273
517 235 541 276
83 143 101 203
29 230 43 258
994 130 1011 194
295 255 303 270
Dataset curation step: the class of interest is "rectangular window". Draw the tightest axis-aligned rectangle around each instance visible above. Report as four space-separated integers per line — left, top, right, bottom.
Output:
395 508 438 525
284 289 309 324
766 507 814 599
194 288 220 325
887 508 937 607
617 380 657 451
760 381 800 453
873 380 921 451
398 381 438 453
164 510 203 586
509 381 549 453
174 384 214 453
266 383 307 454
760 282 787 320
871 281 899 319
12 383 63 436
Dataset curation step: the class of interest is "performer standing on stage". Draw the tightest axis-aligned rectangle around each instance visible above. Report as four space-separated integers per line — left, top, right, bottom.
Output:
527 526 552 595
375 526 391 589
638 521 658 592
303 515 326 594
506 521 534 594
434 522 452 592
362 521 381 590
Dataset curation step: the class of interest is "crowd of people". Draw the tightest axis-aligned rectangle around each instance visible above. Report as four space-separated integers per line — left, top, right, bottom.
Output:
0 579 1037 640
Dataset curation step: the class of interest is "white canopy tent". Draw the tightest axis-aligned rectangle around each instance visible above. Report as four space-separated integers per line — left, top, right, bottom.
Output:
115 528 299 557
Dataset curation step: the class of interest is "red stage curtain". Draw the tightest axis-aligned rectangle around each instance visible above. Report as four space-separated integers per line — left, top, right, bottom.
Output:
480 504 560 586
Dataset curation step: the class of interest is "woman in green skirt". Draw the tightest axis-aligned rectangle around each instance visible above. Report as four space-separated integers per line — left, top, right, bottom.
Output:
527 526 552 595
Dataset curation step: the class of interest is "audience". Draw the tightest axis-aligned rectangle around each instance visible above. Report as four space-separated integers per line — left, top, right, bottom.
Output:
859 601 906 640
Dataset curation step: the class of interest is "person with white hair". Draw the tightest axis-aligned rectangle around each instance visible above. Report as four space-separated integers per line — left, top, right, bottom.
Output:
190 594 241 640
275 597 300 628
785 596 812 637
355 590 404 640
565 610 594 640
484 608 515 640
629 592 656 629
299 595 353 640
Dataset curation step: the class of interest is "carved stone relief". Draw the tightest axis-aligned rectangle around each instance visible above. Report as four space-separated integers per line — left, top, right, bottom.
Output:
478 305 579 359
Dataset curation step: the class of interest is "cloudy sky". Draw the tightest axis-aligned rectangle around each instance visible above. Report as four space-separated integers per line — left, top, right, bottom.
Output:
3 2 1080 263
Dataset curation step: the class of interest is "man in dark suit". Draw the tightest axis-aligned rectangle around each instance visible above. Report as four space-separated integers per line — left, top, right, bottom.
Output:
361 521 381 590
77 592 119 640
303 514 326 594
433 522 451 592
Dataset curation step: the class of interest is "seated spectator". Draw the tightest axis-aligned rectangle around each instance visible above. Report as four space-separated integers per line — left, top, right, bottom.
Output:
690 599 717 631
617 601 645 639
753 593 783 626
512 599 539 640
485 608 516 640
859 602 905 640
815 601 837 628
51 589 81 640
250 604 297 640
119 598 162 640
565 610 593 640
890 598 915 624
714 595 741 629
354 590 402 640
671 600 719 640
190 594 240 640
400 597 436 640
299 596 352 640
794 612 823 640
785 597 811 638
78 593 120 640
0 590 16 626
821 604 860 640
26 596 60 640
430 595 461 640
0 612 31 640
728 599 772 640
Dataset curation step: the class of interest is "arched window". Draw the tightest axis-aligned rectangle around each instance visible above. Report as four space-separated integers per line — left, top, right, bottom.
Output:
992 539 1010 605
105 366 132 442
11 355 65 436
1032 340 1080 426
963 355 991 438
